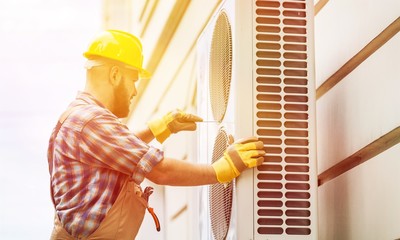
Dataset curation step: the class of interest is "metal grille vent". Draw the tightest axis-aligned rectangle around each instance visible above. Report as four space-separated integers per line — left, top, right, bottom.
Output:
254 0 313 236
209 128 234 240
209 11 232 122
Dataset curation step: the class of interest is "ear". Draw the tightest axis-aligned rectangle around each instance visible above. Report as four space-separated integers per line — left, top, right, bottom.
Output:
109 66 122 86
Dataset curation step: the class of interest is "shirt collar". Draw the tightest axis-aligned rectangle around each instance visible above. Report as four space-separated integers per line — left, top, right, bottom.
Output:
76 91 107 109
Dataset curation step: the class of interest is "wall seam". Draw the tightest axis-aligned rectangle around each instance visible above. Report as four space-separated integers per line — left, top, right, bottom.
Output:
318 126 400 186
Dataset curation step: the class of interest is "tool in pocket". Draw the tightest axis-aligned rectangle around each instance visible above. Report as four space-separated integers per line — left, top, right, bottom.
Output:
142 186 161 232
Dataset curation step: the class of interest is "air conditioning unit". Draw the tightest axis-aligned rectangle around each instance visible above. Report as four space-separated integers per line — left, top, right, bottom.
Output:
195 0 318 239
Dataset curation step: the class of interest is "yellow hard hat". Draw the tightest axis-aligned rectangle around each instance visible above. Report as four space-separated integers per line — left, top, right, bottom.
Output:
83 30 151 79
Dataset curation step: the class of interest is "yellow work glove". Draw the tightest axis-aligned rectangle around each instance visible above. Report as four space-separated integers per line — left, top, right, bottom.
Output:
212 137 265 183
148 109 203 143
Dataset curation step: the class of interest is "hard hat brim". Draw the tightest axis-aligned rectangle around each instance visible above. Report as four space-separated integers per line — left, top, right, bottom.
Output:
139 68 152 80
84 53 152 79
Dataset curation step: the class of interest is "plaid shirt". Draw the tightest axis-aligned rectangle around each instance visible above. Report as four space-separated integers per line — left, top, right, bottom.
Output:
47 92 163 238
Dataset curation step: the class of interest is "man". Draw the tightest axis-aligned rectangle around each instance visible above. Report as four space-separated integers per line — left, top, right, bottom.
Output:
48 30 265 239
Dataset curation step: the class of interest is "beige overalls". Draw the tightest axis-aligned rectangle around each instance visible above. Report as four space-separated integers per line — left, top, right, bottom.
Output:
51 179 147 239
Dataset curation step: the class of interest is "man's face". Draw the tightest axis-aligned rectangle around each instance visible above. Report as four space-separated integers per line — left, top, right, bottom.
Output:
113 68 139 118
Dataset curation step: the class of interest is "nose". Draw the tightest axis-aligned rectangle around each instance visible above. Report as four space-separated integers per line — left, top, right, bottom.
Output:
132 84 137 97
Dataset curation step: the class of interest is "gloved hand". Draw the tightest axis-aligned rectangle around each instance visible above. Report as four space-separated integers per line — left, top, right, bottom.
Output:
148 109 203 143
212 137 265 183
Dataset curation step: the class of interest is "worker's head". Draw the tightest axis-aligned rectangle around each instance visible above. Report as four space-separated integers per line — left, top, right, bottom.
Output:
84 57 139 118
84 30 151 79
83 30 150 118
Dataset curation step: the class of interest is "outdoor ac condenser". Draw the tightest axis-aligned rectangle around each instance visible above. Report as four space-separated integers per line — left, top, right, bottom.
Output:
195 0 317 239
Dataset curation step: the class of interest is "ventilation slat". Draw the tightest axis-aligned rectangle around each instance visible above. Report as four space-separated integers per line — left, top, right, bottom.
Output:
257 182 283 190
258 200 284 208
254 0 315 237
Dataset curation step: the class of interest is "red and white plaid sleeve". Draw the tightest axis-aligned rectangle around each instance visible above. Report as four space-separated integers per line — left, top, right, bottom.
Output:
79 114 163 184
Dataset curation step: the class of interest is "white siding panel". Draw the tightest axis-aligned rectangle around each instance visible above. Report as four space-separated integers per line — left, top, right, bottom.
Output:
141 0 176 65
165 186 189 240
314 0 400 88
316 34 400 173
318 143 400 240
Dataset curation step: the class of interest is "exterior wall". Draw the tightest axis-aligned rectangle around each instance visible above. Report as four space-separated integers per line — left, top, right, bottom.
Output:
318 144 400 239
314 0 400 239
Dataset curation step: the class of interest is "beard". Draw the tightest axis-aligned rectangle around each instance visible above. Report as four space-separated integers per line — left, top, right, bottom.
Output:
112 80 131 118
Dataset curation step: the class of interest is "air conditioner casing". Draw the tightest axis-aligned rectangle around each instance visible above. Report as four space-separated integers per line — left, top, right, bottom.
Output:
196 0 318 239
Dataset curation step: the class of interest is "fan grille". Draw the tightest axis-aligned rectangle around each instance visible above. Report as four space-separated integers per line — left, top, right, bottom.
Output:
209 11 233 122
209 128 233 240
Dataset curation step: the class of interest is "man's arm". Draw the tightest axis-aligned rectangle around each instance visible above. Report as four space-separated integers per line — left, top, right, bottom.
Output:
145 158 218 186
134 126 155 144
145 137 265 186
